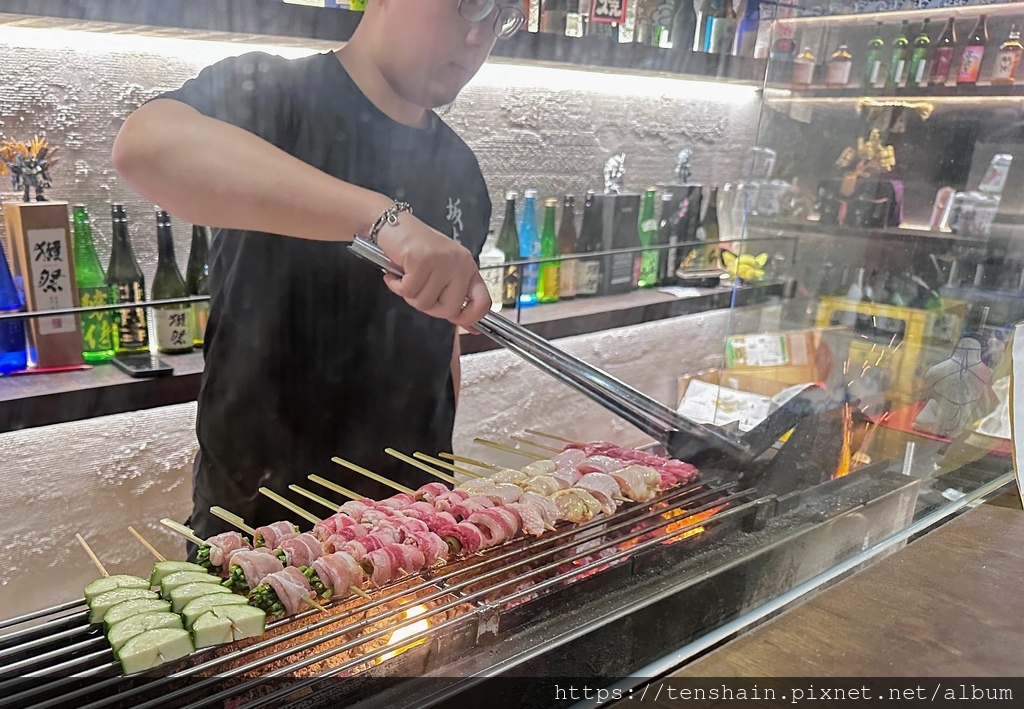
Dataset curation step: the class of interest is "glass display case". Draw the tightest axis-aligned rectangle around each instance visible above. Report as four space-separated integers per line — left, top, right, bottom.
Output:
0 2 1018 708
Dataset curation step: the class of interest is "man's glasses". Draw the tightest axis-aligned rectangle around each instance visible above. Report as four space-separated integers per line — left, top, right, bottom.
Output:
458 0 525 40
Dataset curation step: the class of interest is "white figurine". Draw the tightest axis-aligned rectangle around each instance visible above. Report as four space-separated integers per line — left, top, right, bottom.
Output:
914 337 995 438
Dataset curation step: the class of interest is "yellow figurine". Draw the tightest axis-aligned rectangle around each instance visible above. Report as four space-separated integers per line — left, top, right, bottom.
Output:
835 129 895 198
722 251 767 282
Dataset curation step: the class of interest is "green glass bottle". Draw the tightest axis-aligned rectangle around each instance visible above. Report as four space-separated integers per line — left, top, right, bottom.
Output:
71 205 116 362
107 204 149 354
152 210 194 354
496 191 521 308
185 225 211 347
908 19 932 87
863 22 885 90
537 198 560 303
888 20 911 88
637 188 660 288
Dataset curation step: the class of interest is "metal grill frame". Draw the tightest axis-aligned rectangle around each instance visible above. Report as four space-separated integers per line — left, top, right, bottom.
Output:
1 478 748 709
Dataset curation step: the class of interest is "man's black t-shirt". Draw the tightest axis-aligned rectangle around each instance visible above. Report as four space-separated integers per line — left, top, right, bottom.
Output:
159 52 490 538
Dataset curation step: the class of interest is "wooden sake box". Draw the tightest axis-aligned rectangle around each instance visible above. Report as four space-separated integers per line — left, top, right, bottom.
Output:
2 200 84 367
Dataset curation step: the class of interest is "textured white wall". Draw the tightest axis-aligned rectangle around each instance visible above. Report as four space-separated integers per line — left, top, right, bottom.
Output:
0 26 760 281
0 307 774 621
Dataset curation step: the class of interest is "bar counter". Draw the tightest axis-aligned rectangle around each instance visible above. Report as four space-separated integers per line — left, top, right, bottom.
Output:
0 282 783 433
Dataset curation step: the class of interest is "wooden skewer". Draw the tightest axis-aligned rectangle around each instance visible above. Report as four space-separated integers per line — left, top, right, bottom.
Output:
258 487 322 525
302 596 329 614
127 526 166 562
509 434 561 453
331 456 416 495
524 428 584 446
160 519 205 547
289 485 342 513
473 437 546 460
308 475 363 501
349 586 373 601
385 448 457 486
209 510 253 537
439 452 502 471
75 533 108 578
413 452 483 479
210 506 256 535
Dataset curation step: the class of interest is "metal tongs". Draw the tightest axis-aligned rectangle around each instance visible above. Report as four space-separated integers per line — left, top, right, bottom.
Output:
349 238 812 467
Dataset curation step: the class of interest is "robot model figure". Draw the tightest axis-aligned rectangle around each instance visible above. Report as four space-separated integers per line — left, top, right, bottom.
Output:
0 136 59 202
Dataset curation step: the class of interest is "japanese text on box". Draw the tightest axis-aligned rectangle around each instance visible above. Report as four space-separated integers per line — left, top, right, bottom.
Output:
591 0 626 24
27 228 75 335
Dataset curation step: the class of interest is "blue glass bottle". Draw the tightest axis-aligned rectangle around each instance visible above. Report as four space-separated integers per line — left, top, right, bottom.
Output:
734 0 760 57
0 243 27 374
519 189 540 307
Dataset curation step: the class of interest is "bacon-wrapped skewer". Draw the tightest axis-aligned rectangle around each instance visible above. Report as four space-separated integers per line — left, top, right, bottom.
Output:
248 567 316 617
196 531 252 576
253 520 300 549
305 551 365 599
222 547 284 594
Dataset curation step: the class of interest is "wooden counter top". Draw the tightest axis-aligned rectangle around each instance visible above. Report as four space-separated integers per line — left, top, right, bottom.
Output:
673 493 1024 678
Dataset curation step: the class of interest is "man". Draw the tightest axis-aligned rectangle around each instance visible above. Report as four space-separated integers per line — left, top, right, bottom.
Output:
112 0 525 539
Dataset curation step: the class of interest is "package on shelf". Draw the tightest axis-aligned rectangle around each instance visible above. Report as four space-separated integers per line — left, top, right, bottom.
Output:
723 327 835 387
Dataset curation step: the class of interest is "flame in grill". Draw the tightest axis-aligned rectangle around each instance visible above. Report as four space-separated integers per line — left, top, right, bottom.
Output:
659 505 726 544
833 401 854 479
377 605 429 664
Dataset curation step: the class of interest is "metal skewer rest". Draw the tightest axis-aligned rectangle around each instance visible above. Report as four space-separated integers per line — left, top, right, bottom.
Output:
348 237 761 466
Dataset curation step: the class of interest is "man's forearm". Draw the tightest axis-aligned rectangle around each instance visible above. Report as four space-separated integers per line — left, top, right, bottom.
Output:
112 100 389 241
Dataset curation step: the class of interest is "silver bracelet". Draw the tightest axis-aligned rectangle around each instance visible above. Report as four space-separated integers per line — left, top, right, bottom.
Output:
366 201 413 245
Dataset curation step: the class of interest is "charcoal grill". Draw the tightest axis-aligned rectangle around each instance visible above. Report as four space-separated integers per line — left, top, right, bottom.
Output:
0 240 924 708
0 461 921 709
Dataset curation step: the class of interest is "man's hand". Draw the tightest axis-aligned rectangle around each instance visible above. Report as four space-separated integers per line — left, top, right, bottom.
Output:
376 214 491 328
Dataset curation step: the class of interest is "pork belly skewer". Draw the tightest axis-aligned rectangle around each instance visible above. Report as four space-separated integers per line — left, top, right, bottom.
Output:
261 484 447 565
329 457 520 554
308 470 490 557
248 490 372 600
257 486 450 597
409 451 560 534
385 448 548 545
158 519 251 578
205 508 330 617
209 502 344 606
516 430 699 491
411 446 634 524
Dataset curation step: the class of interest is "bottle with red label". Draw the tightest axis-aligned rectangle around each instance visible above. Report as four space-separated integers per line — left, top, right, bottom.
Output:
956 15 988 85
991 24 1023 85
930 17 956 86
